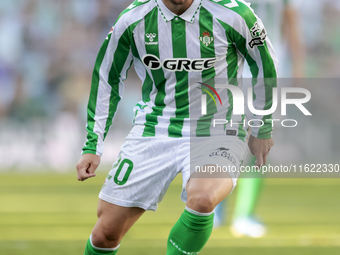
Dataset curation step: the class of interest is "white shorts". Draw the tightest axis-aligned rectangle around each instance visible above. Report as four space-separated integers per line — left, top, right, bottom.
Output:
99 130 248 211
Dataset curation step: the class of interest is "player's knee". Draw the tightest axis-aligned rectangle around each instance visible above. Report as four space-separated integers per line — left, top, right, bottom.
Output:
187 192 216 213
91 227 121 248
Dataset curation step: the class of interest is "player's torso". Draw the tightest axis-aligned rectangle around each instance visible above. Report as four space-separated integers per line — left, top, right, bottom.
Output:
130 0 243 103
120 0 248 138
131 4 239 81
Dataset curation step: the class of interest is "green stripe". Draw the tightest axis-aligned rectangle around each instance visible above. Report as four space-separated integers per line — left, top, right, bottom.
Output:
224 90 233 128
214 1 261 81
168 17 189 137
218 1 277 79
217 19 259 79
83 33 112 154
196 7 217 137
104 22 139 139
223 89 246 142
217 17 259 102
237 114 246 142
217 18 275 138
224 31 246 142
226 38 239 84
142 8 167 137
142 71 153 102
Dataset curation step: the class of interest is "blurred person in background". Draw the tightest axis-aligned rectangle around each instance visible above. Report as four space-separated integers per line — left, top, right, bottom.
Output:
213 0 305 238
0 0 128 120
0 0 133 169
0 1 24 119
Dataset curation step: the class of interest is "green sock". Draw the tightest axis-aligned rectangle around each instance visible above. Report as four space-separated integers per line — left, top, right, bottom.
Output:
166 207 214 255
84 236 119 255
233 156 264 219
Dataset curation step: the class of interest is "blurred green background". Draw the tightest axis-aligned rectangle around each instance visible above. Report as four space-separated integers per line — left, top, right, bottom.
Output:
1 0 340 254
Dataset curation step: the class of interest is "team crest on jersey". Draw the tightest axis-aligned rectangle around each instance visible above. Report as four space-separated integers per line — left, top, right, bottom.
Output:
199 31 215 47
145 33 158 45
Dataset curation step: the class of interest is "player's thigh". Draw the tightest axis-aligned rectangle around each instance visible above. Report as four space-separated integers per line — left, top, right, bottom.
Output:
186 168 233 207
92 199 145 243
100 136 180 212
181 136 248 210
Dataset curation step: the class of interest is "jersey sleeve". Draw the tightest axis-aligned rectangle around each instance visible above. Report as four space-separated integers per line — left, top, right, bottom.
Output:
82 25 133 156
233 7 278 139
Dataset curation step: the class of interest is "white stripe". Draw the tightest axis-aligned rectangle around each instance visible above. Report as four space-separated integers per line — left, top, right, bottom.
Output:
94 50 132 155
203 0 241 26
90 234 120 251
131 21 150 135
134 16 157 105
133 57 147 85
134 14 160 134
185 16 201 136
210 17 228 136
155 13 176 136
225 0 239 8
185 206 213 216
92 36 116 155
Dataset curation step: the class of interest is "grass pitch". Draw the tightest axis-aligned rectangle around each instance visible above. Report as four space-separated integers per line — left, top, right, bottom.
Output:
0 172 340 254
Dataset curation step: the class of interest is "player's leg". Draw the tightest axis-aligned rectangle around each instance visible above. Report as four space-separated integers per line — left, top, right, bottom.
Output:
186 171 233 212
232 177 263 219
231 155 265 238
166 170 234 255
84 199 145 254
84 135 182 254
213 198 227 228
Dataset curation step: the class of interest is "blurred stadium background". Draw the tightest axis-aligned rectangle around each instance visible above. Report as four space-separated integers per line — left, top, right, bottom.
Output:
0 0 339 254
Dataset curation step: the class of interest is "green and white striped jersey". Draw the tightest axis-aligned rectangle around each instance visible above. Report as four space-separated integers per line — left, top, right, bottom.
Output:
83 0 278 156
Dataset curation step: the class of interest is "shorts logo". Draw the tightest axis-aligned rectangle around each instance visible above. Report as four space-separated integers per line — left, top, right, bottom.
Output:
249 22 267 48
145 33 158 45
199 30 215 47
142 54 217 72
209 147 236 164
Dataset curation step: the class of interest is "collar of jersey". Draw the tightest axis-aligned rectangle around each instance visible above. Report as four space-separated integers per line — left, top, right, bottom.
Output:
155 0 202 23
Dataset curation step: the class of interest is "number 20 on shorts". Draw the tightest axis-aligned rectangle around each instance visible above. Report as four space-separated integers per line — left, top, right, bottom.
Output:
113 158 134 185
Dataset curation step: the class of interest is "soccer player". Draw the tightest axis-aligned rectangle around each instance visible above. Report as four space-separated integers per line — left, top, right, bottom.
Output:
76 0 277 254
214 0 304 237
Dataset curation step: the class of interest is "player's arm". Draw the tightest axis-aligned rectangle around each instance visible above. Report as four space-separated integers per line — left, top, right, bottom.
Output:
233 8 278 167
77 24 133 181
76 154 100 181
282 1 305 78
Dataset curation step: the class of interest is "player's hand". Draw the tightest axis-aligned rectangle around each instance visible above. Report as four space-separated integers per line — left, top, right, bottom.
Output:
76 153 101 181
248 135 274 168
